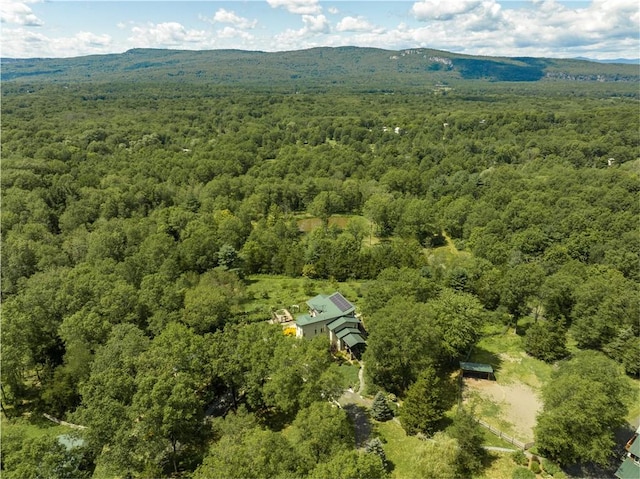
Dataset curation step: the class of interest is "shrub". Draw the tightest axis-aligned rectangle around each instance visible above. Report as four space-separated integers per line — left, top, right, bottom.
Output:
530 460 541 474
511 450 528 466
512 466 536 479
541 458 561 476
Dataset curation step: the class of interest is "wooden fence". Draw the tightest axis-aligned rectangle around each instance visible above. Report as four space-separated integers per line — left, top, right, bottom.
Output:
476 418 534 450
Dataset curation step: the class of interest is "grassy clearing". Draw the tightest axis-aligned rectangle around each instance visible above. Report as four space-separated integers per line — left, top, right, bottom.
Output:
624 378 640 423
374 420 425 479
479 427 520 449
477 452 520 479
472 320 554 389
2 414 73 441
337 362 361 391
296 214 363 232
375 419 520 479
297 215 380 247
426 232 471 267
242 274 364 322
296 214 380 246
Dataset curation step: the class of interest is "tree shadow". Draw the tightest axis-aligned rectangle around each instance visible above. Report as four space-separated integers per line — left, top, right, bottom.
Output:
343 403 372 448
370 422 396 474
256 408 291 432
614 421 636 449
482 450 509 470
436 414 454 431
563 459 619 479
516 320 534 337
465 345 503 376
549 422 637 479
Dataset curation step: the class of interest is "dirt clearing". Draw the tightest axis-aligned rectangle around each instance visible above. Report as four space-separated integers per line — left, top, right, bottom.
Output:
463 377 542 443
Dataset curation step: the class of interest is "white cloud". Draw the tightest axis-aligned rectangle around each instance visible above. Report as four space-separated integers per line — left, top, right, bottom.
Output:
411 0 483 21
128 22 210 48
336 16 383 33
302 14 329 33
403 0 640 59
267 0 321 15
0 0 43 26
202 8 257 29
217 26 254 41
1 27 112 58
3 0 639 60
75 31 112 47
273 14 329 50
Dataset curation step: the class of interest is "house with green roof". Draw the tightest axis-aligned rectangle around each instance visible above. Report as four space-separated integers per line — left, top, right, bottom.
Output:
295 292 366 358
615 425 640 479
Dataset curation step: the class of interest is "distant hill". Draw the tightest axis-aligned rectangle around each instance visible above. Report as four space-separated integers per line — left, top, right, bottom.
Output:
574 57 639 65
1 46 638 87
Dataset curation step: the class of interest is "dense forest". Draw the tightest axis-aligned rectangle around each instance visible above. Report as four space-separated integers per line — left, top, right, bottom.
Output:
1 50 639 478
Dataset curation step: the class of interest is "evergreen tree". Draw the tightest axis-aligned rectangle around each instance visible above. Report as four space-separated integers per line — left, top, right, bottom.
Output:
400 367 448 436
364 437 389 471
370 391 393 421
448 407 486 476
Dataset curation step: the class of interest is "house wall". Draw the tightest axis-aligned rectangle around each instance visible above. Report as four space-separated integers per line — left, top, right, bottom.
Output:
297 320 331 340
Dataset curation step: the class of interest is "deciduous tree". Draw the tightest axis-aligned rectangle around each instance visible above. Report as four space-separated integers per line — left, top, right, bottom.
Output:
535 351 628 465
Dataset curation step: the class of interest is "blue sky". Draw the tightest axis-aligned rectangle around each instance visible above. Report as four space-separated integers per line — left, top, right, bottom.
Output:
2 0 638 59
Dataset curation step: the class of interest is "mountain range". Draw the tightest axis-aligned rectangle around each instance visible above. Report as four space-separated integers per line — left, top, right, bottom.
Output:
2 46 638 88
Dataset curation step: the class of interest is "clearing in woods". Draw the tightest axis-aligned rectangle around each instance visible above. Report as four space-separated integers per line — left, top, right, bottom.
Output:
463 376 542 444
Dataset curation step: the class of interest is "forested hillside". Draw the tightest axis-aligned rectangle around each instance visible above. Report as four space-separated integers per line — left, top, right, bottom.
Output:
1 55 639 478
2 46 639 86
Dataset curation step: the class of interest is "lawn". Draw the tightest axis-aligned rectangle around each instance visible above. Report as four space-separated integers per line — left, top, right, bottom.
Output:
477 452 521 479
242 274 364 322
296 214 379 246
2 414 74 442
375 419 521 479
374 420 426 479
471 320 554 389
336 362 361 391
624 377 640 424
426 232 472 268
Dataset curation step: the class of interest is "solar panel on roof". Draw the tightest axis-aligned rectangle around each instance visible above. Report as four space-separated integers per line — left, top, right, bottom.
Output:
329 293 353 312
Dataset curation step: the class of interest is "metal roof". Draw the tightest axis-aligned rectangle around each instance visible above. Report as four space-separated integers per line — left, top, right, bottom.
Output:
307 292 354 317
629 435 640 458
615 457 640 479
460 362 494 374
327 316 360 332
299 292 356 326
336 327 362 340
342 333 366 348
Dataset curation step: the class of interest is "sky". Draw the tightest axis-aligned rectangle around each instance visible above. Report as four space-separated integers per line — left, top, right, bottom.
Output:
1 0 639 60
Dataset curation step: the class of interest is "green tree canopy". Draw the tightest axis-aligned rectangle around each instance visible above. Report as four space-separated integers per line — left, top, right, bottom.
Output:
534 351 628 465
194 427 299 479
400 367 451 436
288 401 355 472
363 298 442 395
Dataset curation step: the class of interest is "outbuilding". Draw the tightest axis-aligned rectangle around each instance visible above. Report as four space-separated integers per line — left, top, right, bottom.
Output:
460 361 495 380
